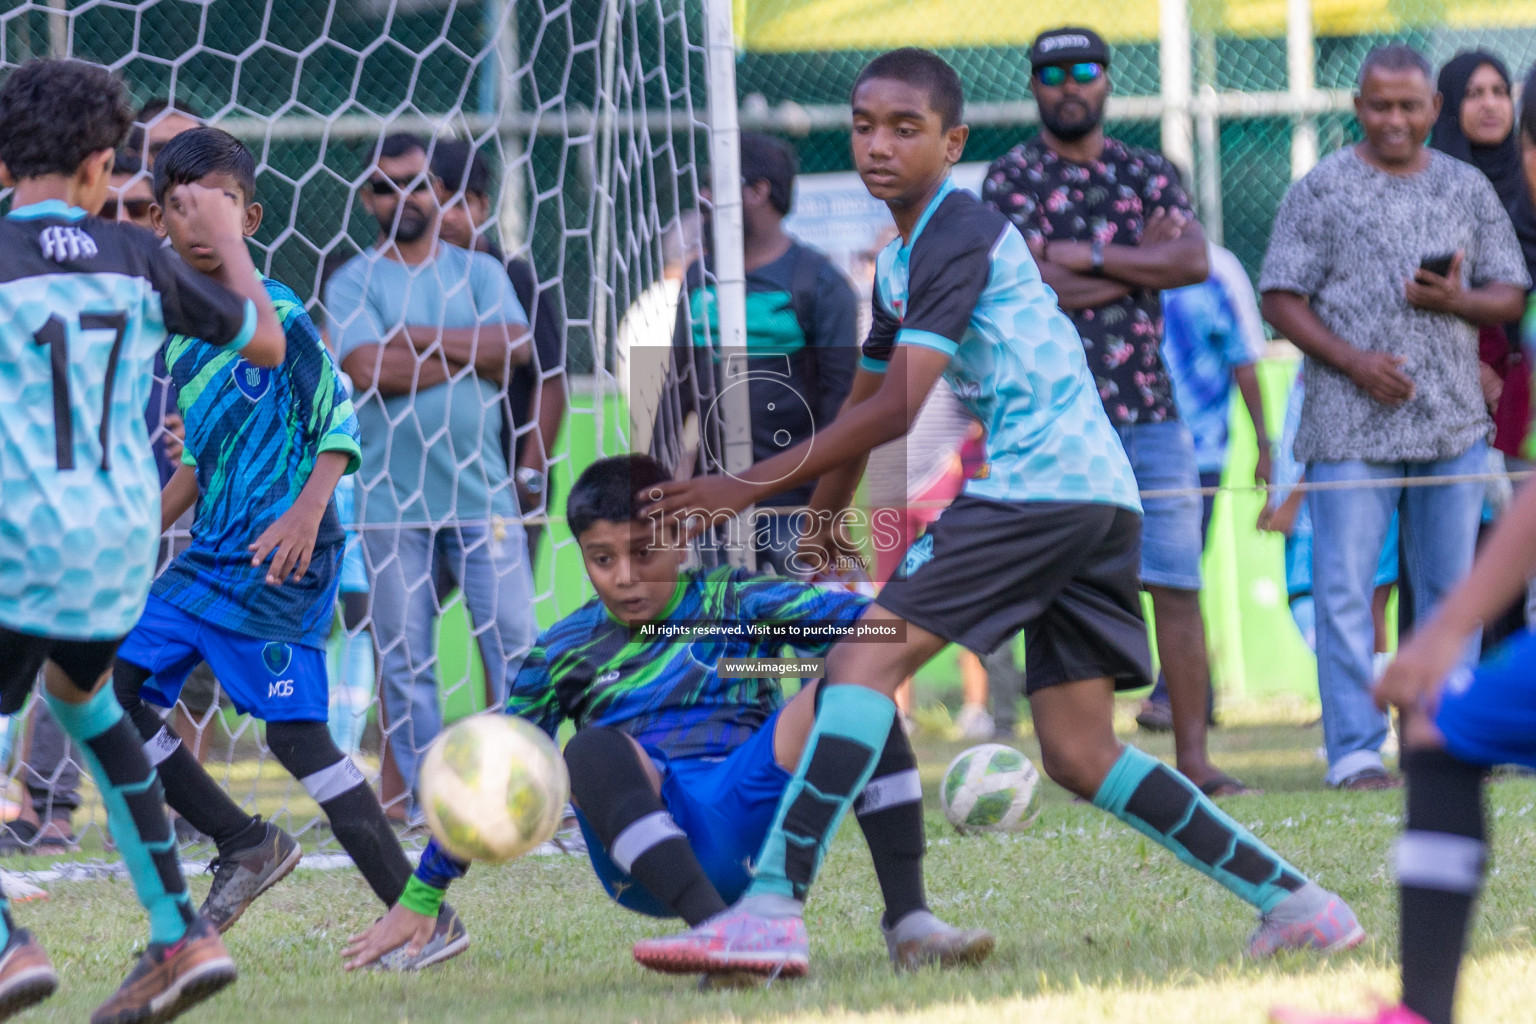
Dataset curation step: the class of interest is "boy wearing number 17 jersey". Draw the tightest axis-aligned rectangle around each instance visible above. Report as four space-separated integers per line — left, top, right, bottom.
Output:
105 128 426 960
0 60 287 1024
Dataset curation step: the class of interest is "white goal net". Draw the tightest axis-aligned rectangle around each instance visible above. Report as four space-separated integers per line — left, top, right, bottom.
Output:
0 0 737 857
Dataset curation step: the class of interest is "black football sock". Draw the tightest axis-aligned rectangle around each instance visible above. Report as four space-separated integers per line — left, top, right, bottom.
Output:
113 659 265 854
267 721 412 906
1399 748 1487 1024
853 716 927 927
564 727 726 926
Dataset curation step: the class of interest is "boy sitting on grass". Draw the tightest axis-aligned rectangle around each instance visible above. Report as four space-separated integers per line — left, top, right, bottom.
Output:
108 127 436 963
341 453 992 974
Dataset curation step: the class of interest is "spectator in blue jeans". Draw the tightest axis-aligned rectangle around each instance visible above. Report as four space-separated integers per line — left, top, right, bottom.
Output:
983 26 1249 796
328 132 535 815
1261 45 1528 789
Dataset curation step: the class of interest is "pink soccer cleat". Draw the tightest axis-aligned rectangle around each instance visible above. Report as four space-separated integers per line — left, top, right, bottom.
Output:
633 899 809 979
1270 1002 1430 1024
1248 886 1366 958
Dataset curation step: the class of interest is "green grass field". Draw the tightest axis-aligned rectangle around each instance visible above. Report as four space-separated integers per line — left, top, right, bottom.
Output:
12 700 1535 1024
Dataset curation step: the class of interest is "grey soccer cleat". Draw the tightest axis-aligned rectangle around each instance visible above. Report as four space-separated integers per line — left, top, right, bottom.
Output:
200 820 302 934
882 909 995 971
1247 884 1366 958
375 904 470 971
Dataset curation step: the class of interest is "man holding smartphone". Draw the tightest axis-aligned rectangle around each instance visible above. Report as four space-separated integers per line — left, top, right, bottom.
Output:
1260 44 1527 790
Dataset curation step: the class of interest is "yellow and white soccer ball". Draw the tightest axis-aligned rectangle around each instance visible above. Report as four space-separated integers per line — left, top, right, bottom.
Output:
939 743 1043 834
419 714 569 863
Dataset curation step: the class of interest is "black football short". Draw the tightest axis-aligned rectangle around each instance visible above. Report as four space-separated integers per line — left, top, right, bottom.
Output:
875 496 1153 694
0 627 122 713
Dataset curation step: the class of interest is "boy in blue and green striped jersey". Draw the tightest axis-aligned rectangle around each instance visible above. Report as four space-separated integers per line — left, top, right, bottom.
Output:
341 453 993 976
109 128 429 958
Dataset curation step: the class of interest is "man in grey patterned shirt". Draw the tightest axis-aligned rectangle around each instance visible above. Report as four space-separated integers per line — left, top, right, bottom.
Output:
1261 45 1528 790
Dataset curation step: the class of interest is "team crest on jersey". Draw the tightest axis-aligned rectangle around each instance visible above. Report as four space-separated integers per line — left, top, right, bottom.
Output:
232 359 272 401
262 642 293 676
39 226 98 262
897 534 934 579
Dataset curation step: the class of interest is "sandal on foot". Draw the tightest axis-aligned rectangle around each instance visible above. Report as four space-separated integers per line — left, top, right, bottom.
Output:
1198 773 1259 798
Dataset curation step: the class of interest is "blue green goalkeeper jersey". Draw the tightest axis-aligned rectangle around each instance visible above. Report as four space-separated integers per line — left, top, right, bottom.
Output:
507 567 869 760
149 277 360 649
0 201 256 640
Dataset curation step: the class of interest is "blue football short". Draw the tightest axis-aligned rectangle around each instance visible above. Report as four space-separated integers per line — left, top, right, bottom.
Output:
1435 628 1536 770
117 595 329 722
577 711 791 918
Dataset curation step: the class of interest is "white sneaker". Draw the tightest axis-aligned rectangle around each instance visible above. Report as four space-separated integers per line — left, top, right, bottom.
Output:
954 703 995 742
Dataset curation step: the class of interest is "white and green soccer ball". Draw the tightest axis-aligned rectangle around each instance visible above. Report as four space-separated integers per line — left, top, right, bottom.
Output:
939 743 1043 834
419 714 570 863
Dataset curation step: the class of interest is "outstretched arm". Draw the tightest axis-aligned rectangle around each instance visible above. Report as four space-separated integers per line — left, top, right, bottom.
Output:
643 345 952 524
1377 477 1536 714
342 839 466 970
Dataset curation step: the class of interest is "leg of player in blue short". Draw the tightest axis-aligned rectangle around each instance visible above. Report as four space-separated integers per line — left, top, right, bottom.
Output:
113 601 416 942
569 679 991 972
1273 636 1536 1023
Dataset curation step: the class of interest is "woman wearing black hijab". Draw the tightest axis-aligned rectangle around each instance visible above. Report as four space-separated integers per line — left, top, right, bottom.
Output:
1429 50 1536 648
1429 51 1535 462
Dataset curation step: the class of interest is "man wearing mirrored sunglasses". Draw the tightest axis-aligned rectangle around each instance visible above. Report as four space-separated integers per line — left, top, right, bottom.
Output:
982 26 1245 799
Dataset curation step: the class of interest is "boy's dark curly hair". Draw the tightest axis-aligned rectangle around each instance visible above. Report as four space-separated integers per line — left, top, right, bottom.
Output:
152 126 257 205
0 59 132 180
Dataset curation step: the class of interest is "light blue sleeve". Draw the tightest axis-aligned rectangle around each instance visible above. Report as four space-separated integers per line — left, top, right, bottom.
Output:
1209 247 1266 368
325 259 386 361
469 250 529 327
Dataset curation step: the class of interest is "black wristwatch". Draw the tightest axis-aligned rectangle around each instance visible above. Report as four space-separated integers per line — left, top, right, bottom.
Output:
1090 238 1106 275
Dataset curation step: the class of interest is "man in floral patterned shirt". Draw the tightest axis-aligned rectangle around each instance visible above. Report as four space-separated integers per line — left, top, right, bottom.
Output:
982 26 1244 796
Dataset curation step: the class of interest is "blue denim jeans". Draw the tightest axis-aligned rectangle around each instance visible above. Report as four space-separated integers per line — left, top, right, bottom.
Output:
1114 422 1205 591
1310 441 1486 784
363 520 535 806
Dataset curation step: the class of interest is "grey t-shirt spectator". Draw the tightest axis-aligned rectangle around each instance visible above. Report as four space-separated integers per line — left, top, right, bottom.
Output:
1260 147 1529 463
327 244 529 525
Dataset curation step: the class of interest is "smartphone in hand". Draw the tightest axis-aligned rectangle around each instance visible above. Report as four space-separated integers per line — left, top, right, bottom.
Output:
1419 252 1455 278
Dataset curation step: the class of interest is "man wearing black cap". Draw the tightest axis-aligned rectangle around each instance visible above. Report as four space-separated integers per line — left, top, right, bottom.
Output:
982 26 1244 797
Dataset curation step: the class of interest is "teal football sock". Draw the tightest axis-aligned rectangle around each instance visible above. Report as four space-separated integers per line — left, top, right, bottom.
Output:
47 687 193 944
1093 745 1307 913
746 684 896 902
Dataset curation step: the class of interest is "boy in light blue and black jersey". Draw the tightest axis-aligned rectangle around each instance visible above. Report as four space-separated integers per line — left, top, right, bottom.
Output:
340 454 992 974
634 47 1364 980
0 58 291 1024
106 128 429 959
